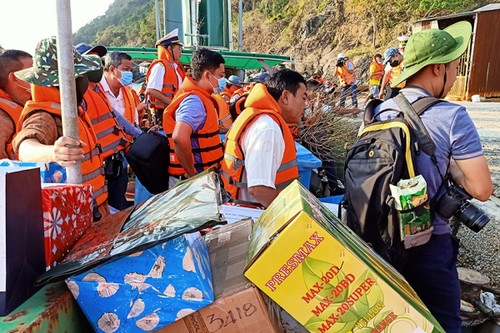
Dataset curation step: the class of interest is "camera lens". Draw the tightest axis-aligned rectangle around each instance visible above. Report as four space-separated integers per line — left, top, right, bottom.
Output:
456 201 490 232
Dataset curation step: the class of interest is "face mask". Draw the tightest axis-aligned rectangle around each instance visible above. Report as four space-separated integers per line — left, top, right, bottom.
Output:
87 68 104 83
209 73 226 94
116 68 133 86
15 78 31 94
390 59 400 67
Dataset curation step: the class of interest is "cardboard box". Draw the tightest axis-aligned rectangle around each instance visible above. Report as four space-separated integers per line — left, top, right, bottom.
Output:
158 219 280 333
244 180 444 333
220 204 265 225
0 282 92 333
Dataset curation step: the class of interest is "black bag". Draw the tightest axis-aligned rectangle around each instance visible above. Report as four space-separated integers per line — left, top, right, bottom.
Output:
228 93 248 121
343 94 441 269
104 153 124 178
125 131 170 194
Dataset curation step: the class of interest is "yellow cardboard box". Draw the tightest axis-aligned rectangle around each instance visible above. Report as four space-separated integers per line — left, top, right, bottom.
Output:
244 180 444 333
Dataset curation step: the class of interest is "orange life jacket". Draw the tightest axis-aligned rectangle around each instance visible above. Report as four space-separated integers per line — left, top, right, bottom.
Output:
0 90 23 159
369 59 385 85
84 89 129 160
94 83 136 142
121 86 138 125
145 56 185 110
212 93 232 130
163 76 223 176
336 60 357 86
221 84 299 200
390 63 406 89
220 88 233 101
19 86 107 206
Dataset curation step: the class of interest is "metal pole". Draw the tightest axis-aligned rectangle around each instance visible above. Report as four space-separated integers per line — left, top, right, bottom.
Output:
162 0 167 40
155 0 162 41
227 0 233 51
55 0 82 184
238 0 243 51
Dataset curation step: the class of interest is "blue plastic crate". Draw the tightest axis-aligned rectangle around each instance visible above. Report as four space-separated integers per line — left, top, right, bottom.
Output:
319 195 344 204
295 142 322 189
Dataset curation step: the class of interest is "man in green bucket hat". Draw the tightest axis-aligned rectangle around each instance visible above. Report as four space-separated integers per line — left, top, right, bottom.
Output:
370 21 493 332
13 36 110 216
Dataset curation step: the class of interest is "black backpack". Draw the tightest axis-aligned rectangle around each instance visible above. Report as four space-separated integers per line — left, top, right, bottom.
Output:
343 94 442 269
125 131 170 194
228 93 248 122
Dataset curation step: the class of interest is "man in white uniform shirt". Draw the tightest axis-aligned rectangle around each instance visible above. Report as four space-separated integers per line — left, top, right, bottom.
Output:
145 28 186 124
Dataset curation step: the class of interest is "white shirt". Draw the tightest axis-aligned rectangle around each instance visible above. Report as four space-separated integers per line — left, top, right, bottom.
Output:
239 115 285 203
100 77 139 123
146 62 183 91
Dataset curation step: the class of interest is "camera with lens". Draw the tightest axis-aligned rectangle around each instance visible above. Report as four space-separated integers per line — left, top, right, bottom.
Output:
336 58 346 67
435 180 489 232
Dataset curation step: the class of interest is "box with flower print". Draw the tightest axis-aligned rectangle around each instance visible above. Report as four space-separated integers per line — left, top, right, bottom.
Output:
42 184 93 270
66 232 214 333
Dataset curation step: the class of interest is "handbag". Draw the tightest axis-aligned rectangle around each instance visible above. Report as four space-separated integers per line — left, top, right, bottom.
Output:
125 131 170 194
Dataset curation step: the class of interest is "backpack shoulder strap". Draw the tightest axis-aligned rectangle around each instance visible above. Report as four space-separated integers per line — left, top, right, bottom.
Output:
393 94 440 157
363 98 384 126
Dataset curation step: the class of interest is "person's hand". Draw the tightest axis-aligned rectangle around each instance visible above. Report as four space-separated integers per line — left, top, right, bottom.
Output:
51 136 86 166
377 91 385 100
137 102 147 112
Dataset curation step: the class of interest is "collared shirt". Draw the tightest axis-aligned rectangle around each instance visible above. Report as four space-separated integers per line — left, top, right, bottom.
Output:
146 62 183 91
100 76 138 123
175 95 207 174
375 86 483 235
239 115 285 203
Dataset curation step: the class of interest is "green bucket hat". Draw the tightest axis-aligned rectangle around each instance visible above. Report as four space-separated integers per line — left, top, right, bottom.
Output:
15 36 102 87
391 21 472 88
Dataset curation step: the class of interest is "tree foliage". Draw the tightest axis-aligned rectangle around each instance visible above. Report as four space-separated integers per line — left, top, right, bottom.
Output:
73 0 155 47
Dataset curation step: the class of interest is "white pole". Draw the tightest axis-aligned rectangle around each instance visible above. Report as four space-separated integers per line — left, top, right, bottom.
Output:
55 0 82 184
238 0 243 51
156 0 162 41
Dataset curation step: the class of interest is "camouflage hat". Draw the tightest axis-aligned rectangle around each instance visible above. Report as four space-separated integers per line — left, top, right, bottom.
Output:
15 36 102 87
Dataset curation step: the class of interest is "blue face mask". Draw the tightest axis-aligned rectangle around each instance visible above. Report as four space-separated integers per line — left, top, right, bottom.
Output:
116 68 133 86
210 73 226 94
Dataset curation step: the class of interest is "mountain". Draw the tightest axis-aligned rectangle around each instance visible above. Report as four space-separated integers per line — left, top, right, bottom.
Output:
74 0 495 76
73 0 156 47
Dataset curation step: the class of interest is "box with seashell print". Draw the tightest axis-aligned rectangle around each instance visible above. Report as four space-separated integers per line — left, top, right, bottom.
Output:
65 232 214 333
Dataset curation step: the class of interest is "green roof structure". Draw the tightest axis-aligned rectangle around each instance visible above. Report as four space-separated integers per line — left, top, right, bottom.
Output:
106 47 292 70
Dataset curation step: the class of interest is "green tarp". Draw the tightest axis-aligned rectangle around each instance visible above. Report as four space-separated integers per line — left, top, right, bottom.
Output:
106 47 292 70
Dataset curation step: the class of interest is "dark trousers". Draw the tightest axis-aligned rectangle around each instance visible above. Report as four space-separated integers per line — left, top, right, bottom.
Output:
106 166 129 211
401 233 462 333
154 108 165 125
339 83 358 108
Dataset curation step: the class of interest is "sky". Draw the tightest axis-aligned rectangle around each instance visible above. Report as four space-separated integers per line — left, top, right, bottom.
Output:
0 0 115 53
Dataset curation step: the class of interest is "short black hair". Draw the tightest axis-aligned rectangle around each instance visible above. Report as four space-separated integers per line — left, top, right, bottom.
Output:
266 69 306 101
191 48 225 80
375 53 382 58
104 51 132 71
1 49 32 59
0 49 32 89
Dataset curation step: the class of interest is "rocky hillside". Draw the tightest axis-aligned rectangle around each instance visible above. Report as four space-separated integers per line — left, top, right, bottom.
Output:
75 0 495 80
